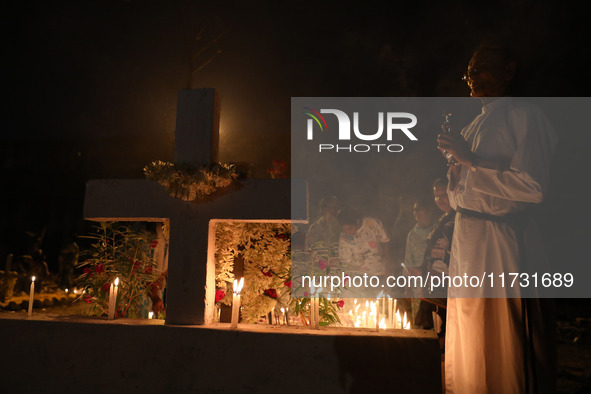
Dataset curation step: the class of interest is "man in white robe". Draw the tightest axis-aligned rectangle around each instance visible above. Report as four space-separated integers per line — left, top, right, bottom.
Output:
437 45 557 393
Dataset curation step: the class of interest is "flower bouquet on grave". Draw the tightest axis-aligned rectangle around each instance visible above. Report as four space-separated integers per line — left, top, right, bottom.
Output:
291 241 344 326
76 222 161 318
213 222 292 323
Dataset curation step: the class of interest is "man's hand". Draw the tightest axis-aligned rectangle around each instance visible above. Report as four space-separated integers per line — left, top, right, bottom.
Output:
437 133 475 167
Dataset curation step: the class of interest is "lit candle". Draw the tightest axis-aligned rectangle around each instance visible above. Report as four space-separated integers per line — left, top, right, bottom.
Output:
314 296 320 329
109 278 119 320
403 311 409 330
285 307 290 325
27 276 35 318
271 308 275 325
396 309 402 329
280 307 286 325
108 283 114 319
365 301 369 327
375 299 380 332
148 311 154 319
387 297 393 328
230 277 244 329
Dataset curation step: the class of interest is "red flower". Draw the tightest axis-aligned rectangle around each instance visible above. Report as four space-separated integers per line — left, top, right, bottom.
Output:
102 283 110 293
145 267 153 274
264 289 278 299
337 300 345 308
84 295 93 304
83 267 93 278
149 240 159 248
283 280 292 288
215 290 226 303
95 264 105 274
303 291 309 297
317 259 328 270
261 268 273 277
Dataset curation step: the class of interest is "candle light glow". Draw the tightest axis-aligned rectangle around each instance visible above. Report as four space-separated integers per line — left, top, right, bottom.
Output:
27 276 36 318
230 277 244 329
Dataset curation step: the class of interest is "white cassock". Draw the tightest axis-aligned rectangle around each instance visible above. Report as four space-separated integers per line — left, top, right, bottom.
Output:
446 98 558 393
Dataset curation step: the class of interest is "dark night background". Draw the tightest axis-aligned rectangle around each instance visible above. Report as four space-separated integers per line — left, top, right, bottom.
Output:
2 0 590 279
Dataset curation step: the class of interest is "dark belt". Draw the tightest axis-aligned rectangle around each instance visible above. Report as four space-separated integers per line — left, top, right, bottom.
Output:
456 206 526 228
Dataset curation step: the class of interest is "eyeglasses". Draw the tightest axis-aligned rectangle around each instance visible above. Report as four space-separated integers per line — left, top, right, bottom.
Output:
462 67 481 81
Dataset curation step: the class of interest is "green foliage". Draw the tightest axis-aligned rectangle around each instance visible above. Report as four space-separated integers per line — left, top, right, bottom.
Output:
290 297 342 326
291 241 344 325
77 222 161 318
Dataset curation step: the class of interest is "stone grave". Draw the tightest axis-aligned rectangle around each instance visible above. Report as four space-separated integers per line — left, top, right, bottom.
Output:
0 89 441 393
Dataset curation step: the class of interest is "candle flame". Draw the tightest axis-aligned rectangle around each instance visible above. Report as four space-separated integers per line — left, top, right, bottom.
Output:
65 288 68 293
31 276 36 282
354 316 361 327
236 277 245 294
280 307 285 313
354 299 357 305
403 311 408 329
114 277 119 286
404 321 411 330
148 312 154 319
379 318 387 329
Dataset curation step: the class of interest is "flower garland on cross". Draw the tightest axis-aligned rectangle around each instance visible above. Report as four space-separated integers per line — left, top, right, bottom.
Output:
144 160 238 201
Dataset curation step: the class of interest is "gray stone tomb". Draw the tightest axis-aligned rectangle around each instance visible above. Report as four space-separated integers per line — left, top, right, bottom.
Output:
83 89 307 325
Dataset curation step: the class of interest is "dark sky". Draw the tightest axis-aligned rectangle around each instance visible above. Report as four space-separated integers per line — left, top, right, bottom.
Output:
6 0 589 175
2 0 590 265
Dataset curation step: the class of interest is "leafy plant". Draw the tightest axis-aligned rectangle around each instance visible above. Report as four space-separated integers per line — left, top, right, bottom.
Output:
290 297 343 326
290 241 344 325
77 222 162 318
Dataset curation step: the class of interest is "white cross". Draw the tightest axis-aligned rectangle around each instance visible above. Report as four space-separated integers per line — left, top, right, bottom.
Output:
84 89 307 325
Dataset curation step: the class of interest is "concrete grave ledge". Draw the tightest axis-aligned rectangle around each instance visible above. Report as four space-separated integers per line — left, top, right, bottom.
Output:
0 316 441 393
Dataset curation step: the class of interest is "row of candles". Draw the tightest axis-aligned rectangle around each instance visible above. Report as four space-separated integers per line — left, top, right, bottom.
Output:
27 277 89 318
27 274 410 330
226 279 410 331
348 298 411 330
270 307 290 325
